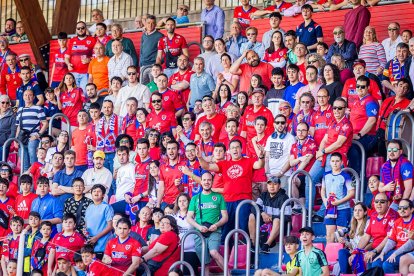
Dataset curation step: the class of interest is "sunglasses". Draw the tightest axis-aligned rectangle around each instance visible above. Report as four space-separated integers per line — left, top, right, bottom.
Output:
41 140 50 144
356 85 367 89
398 206 410 211
120 139 129 144
0 169 9 172
275 121 286 125
19 58 29 62
0 101 9 105
333 31 344 35
182 117 191 121
333 106 345 110
149 133 159 137
279 106 290 111
301 101 310 104
179 7 188 12
127 72 137 75
308 60 317 64
152 99 162 103
77 26 86 30
374 199 387 204
387 147 400 152
388 28 398 31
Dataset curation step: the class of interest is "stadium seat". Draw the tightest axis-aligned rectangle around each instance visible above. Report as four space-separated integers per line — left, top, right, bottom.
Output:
229 244 248 269
205 245 225 273
384 274 402 276
291 214 302 237
325 243 343 264
366 156 385 178
340 274 356 276
314 243 325 251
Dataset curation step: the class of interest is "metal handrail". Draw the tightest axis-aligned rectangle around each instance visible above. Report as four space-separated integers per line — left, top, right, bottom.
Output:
188 41 205 54
393 138 412 161
180 230 206 276
288 170 312 227
342 168 361 203
352 140 366 200
234 199 260 270
2 138 25 176
224 229 251 276
17 231 26 276
277 198 306 272
48 113 72 148
169 260 195 276
140 263 151 276
392 110 414 161
139 65 153 84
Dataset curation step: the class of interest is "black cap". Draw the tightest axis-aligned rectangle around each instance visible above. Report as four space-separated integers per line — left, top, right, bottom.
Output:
299 226 315 235
58 32 68 39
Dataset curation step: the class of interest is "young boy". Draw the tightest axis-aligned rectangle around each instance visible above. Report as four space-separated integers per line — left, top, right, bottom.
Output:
1 216 23 274
24 212 42 274
264 67 286 117
6 259 17 276
146 64 163 93
50 32 68 88
284 236 300 274
43 88 61 136
73 253 86 276
26 148 47 182
31 221 53 275
81 244 109 276
15 175 38 223
321 152 355 243
54 254 76 276
0 178 16 239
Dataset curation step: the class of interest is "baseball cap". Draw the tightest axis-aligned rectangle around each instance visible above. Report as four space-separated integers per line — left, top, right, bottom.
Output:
299 226 315 235
252 88 265 96
353 59 366 68
267 176 281 184
93 150 106 159
18 54 30 60
57 253 71 262
178 4 189 10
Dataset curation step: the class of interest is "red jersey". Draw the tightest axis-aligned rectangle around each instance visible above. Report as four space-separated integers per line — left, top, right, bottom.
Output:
310 105 334 146
104 237 142 275
15 193 37 220
239 62 273 92
51 48 69 82
376 97 410 130
349 94 379 135
71 128 89 166
217 157 256 202
157 34 188 67
159 159 187 204
31 239 53 274
131 224 151 241
66 36 96 74
6 182 18 200
233 5 259 35
366 208 398 248
297 62 307 85
263 48 288 66
342 78 382 107
194 113 227 142
388 215 414 249
147 109 177 134
155 89 184 114
87 259 112 276
264 1 293 12
290 137 318 172
212 171 224 190
149 147 161 162
2 234 19 260
220 135 247 156
122 115 140 144
29 162 45 188
248 134 269 182
0 197 15 238
0 67 22 100
216 101 232 115
325 116 353 164
60 88 86 126
196 139 215 158
241 105 275 141
133 158 151 199
51 232 85 263
168 69 193 106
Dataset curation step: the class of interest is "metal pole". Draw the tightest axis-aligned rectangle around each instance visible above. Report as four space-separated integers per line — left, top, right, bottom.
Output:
2 138 25 176
352 140 366 201
224 229 251 276
287 170 312 230
278 198 306 272
169 261 195 276
17 231 27 276
394 138 412 161
234 199 260 270
140 263 151 276
342 168 361 203
48 113 72 148
391 110 414 161
180 230 206 276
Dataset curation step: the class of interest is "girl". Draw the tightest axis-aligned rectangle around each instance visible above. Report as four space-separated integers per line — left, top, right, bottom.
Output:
236 91 249 116
216 84 232 115
148 160 160 208
263 31 288 69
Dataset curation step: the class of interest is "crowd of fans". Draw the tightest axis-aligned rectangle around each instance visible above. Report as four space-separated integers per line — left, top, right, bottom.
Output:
0 0 414 275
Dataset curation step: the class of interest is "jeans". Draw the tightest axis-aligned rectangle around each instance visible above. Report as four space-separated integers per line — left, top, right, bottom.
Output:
72 72 88 93
371 249 401 273
104 152 115 173
221 200 251 244
306 154 333 211
348 135 376 189
21 139 40 171
338 248 351 274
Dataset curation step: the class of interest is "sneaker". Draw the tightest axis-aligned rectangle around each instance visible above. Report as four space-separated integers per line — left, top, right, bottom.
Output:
312 214 324 223
260 243 270 254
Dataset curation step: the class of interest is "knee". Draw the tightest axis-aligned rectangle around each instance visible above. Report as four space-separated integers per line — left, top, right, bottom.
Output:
210 250 222 260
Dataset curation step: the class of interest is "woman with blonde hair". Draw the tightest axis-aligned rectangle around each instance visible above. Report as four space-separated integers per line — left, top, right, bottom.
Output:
358 26 387 75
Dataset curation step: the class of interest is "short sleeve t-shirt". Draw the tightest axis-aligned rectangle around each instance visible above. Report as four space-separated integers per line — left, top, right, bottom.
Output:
296 20 323 47
104 236 142 273
51 49 68 82
188 192 226 226
159 160 187 204
71 128 88 166
149 231 180 276
194 113 227 142
294 247 328 276
388 216 414 249
51 232 85 262
233 6 259 34
147 109 178 135
366 208 398 248
66 36 96 74
349 94 379 135
322 171 354 210
265 133 296 176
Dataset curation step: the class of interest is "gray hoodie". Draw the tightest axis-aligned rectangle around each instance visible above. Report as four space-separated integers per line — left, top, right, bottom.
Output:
0 109 16 146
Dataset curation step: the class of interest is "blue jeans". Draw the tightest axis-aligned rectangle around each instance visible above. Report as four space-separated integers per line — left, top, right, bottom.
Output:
21 139 40 171
72 72 88 93
104 152 115 173
338 248 351 274
348 135 376 190
306 154 333 212
371 249 401 273
221 200 251 244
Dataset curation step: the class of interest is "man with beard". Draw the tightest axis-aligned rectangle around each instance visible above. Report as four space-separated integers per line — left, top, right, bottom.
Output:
82 151 113 201
168 54 194 106
198 35 217 70
180 142 204 197
156 18 189 77
326 26 357 68
84 83 104 112
64 21 96 90
230 50 273 92
147 92 177 136
1 18 16 37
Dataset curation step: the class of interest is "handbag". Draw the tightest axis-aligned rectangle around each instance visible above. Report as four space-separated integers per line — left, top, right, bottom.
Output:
147 244 178 273
198 193 212 238
17 109 38 145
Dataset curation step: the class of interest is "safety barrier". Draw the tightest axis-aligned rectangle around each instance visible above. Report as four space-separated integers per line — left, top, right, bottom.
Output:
140 263 151 275
392 110 414 161
16 231 26 276
223 229 252 276
288 170 312 227
234 199 260 270
48 113 72 148
139 65 153 85
2 138 25 176
169 260 195 275
277 198 306 272
188 42 205 54
180 230 206 276
351 140 366 200
342 167 361 203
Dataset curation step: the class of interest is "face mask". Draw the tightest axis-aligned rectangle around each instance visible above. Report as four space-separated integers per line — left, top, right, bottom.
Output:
334 37 344 44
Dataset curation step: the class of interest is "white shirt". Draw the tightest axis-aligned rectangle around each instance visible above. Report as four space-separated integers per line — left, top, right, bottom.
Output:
82 167 113 202
107 52 133 80
88 19 113 34
264 132 296 175
173 213 196 252
115 162 136 202
115 83 150 117
382 35 403 62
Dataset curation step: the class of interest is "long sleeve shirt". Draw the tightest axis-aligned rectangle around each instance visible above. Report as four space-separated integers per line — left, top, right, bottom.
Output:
326 40 358 68
201 5 225 39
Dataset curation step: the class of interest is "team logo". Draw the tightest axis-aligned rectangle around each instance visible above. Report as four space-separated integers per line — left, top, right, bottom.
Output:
69 238 74 243
87 40 91 45
308 27 313 32
175 39 180 43
212 196 217 201
162 115 167 120
126 245 131 250
164 96 169 101
227 164 243 179
5 75 10 81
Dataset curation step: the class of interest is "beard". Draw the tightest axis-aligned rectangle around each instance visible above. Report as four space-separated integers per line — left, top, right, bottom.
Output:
250 59 260 67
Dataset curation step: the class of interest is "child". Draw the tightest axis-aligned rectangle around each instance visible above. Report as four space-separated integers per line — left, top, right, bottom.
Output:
54 255 77 276
284 236 300 274
15 175 38 222
0 178 16 239
31 221 53 275
50 32 68 88
31 269 44 276
147 207 163 243
24 212 42 274
316 42 329 61
1 216 23 275
6 259 17 276
43 88 62 136
164 204 175 215
146 64 163 93
264 67 286 117
73 253 86 276
26 148 47 186
81 244 110 275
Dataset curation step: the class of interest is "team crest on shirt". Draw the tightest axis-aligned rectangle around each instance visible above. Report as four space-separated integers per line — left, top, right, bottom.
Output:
227 164 243 179
87 40 91 45
212 196 217 201
162 115 167 120
308 27 313 32
326 113 331 118
126 245 131 250
164 96 169 101
69 238 74 243
5 75 10 81
175 39 180 43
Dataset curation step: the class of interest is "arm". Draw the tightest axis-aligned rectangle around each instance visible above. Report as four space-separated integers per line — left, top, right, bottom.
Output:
324 135 347 153
36 94 45 106
38 119 49 135
170 81 190 91
48 248 56 274
1 255 7 276
89 221 113 244
307 38 323 51
356 234 372 250
49 63 56 86
155 50 163 65
187 210 203 230
51 183 67 196
197 148 220 172
124 256 140 276
156 181 165 208
356 117 376 137
333 188 355 206
404 178 413 200
142 242 169 260
321 266 330 276
250 9 272 17
296 154 314 171
182 47 189 58
229 53 245 75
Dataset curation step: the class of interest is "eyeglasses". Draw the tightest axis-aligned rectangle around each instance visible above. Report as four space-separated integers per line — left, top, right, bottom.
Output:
149 133 159 137
160 221 170 225
41 140 50 144
374 199 387 204
127 72 137 75
387 147 400 152
278 106 290 111
398 205 410 211
333 31 344 35
247 33 257 36
77 26 86 30
301 101 311 104
185 149 196 153
356 85 367 89
182 117 191 121
120 139 129 144
0 169 8 172
179 7 188 12
152 99 162 103
204 40 213 43
333 106 345 110
275 121 286 125
0 102 9 105
19 58 29 62
308 60 318 64
388 28 398 31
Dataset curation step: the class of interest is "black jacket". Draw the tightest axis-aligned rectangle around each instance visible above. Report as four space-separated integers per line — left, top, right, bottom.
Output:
256 188 291 221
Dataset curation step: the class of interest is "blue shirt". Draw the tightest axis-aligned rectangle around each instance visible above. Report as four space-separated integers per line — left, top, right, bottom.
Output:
16 80 43 107
31 193 63 234
172 15 190 24
326 39 358 68
296 20 323 48
226 35 248 58
85 202 114 252
240 41 265 60
322 171 354 210
283 82 305 108
53 168 84 204
201 5 225 39
189 72 216 108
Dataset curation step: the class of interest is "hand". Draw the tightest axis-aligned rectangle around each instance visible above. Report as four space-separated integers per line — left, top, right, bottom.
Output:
87 145 96 151
242 49 249 58
195 146 202 159
316 150 324 160
124 194 132 204
364 251 376 263
348 254 356 266
337 237 345 244
331 198 339 206
208 224 218 232
261 213 272 223
409 231 414 240
67 63 74 71
199 226 209 233
174 178 182 186
297 114 304 122
131 195 141 204
373 253 384 262
386 253 397 263
180 165 191 176
88 236 99 245
113 168 118 179
386 181 395 191
54 87 60 97
257 144 265 157
251 136 258 145
176 125 183 135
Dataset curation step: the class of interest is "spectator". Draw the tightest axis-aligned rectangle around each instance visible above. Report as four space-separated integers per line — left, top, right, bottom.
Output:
146 64 163 93
113 134 137 169
134 14 147 30
0 178 16 240
105 24 138 66
331 54 355 84
248 175 291 253
94 23 111 45
88 42 110 92
291 93 315 135
263 31 288 69
309 88 334 146
408 38 414 86
262 12 285 50
107 40 133 82
49 32 69 88
88 9 113 34
169 55 193 107
321 63 343 105
176 112 196 147
112 146 135 212
214 53 240 97
147 92 178 136
294 43 309 84
71 110 90 170
15 175 37 222
264 67 286 116
9 21 27 43
199 35 217 71
82 151 112 201
294 65 322 113
1 18 16 37
402 29 412 44
187 171 228 274
206 38 235 81
158 5 190 27
16 65 44 108
316 41 329 61
326 26 358 68
156 18 189 77
220 118 247 154
240 27 265 59
44 131 69 165
194 96 227 143
18 54 48 92
235 92 248 116
215 84 232 115
343 0 370 48
283 64 305 108
359 26 387 76
251 0 292 17
0 162 17 199
321 152 354 242
284 30 298 65
306 53 325 80
283 0 308 17
382 22 403 62
233 0 258 35
382 42 410 94
0 95 16 157
43 88 61 136
84 83 104 112
188 57 216 110
64 21 96 90
0 53 21 102
201 0 225 39
140 15 163 67
1 216 23 274
296 4 323 52
226 22 248 58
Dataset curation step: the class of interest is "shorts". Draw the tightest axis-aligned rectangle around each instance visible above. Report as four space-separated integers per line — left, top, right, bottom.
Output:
194 231 221 264
324 208 351 227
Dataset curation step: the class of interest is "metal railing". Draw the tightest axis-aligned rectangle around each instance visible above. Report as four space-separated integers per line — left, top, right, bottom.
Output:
180 230 206 276
342 167 361 203
277 198 306 272
16 231 26 276
141 263 151 276
392 110 414 161
352 140 366 199
169 260 195 275
2 138 25 176
48 113 72 148
139 65 153 85
234 199 260 270
288 170 312 227
223 229 252 276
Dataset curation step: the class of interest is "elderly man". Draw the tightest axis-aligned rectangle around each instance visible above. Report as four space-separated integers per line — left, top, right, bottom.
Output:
239 27 265 59
226 22 248 58
382 22 403 62
326 26 357 68
188 57 215 110
139 15 163 67
105 24 138 66
201 0 225 39
88 9 112 34
107 40 133 81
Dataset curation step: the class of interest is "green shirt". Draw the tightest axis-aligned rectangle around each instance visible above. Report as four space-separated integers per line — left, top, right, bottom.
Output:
147 81 158 93
188 192 226 226
294 246 328 276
